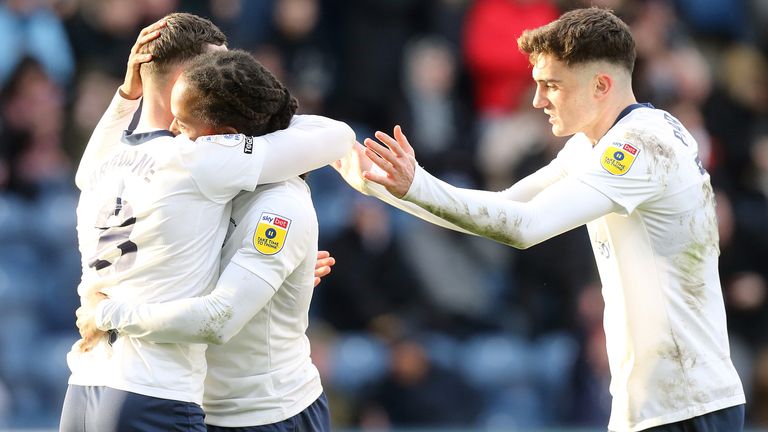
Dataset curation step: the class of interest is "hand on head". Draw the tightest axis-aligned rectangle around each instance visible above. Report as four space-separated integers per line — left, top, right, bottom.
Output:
119 18 167 100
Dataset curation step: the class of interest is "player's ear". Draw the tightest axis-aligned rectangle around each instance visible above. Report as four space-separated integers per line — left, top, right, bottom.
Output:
594 73 612 99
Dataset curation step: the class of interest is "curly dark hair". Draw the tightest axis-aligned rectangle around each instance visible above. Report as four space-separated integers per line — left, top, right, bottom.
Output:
142 12 227 77
518 7 636 73
180 49 298 137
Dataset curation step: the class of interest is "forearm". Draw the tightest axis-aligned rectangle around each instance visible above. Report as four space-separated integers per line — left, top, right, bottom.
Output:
259 115 355 183
95 263 275 344
362 180 476 236
403 166 619 249
495 161 567 201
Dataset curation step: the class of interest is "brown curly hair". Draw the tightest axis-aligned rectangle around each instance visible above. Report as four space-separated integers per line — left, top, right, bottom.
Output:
180 49 298 137
518 7 636 73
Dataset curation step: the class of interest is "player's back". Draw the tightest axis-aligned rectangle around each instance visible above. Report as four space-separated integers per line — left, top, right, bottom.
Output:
74 131 250 404
203 177 321 427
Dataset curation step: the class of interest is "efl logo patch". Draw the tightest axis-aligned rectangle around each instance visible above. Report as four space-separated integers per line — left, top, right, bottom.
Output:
253 212 291 255
601 142 639 176
244 136 253 154
200 134 244 147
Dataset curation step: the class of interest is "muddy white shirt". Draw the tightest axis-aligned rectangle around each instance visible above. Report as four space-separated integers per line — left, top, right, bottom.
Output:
558 105 744 431
366 104 745 431
70 93 353 405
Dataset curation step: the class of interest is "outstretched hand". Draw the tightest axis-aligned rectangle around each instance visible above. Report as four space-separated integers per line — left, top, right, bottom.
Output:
362 125 417 199
119 18 166 100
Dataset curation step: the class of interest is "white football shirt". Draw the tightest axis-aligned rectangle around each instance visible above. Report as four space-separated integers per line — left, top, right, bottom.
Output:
204 178 322 427
554 105 744 431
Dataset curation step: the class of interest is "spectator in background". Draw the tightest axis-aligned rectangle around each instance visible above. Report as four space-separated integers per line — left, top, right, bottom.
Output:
397 35 476 181
259 0 336 115
704 44 768 190
325 0 432 129
0 0 74 87
317 198 428 332
463 0 559 116
359 334 482 428
463 0 559 191
0 57 70 198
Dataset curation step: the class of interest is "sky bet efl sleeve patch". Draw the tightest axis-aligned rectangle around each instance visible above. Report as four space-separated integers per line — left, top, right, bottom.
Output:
199 133 245 147
600 141 639 175
253 212 291 255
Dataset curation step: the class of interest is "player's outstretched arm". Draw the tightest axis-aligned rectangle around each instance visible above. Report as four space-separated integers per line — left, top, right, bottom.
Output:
74 19 165 190
364 127 621 248
332 127 568 237
94 261 276 345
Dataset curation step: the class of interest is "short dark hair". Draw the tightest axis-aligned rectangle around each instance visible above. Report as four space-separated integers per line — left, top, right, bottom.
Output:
143 12 227 77
181 49 298 137
518 7 636 73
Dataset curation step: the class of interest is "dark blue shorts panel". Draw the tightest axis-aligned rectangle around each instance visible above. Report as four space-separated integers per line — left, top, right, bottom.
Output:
206 393 330 432
95 387 206 432
60 385 104 432
644 404 745 432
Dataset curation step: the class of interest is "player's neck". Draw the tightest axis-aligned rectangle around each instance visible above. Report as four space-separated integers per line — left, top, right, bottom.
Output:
586 93 638 145
134 88 174 132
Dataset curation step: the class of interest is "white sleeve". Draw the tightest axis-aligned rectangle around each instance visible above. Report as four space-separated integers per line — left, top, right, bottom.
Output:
402 165 621 249
94 262 275 345
495 159 567 201
184 115 355 203
356 158 567 236
229 194 312 289
75 90 141 190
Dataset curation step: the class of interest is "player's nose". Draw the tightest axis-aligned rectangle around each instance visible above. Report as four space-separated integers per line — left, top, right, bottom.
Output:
532 88 548 109
169 118 181 136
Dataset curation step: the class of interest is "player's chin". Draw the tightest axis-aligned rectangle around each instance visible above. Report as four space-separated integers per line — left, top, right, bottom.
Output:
550 125 568 137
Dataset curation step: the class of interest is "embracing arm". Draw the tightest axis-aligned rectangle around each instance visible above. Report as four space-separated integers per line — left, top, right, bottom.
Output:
94 262 275 345
257 115 355 184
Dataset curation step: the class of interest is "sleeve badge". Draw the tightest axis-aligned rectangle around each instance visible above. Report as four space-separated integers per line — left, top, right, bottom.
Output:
600 142 639 176
198 134 245 147
253 212 291 255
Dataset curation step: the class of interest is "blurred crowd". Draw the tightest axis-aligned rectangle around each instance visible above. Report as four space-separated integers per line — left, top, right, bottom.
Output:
0 0 766 429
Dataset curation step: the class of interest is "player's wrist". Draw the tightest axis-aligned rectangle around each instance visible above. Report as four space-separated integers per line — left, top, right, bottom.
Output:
118 85 142 101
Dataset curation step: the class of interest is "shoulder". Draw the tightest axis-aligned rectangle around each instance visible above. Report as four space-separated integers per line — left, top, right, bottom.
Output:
235 179 315 227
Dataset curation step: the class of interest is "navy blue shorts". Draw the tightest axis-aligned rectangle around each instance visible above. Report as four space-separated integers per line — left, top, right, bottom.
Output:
59 384 206 432
643 404 744 432
205 393 330 432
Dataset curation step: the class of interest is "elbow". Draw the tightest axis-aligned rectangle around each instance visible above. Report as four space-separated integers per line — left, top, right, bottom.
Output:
205 333 229 345
203 327 236 345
